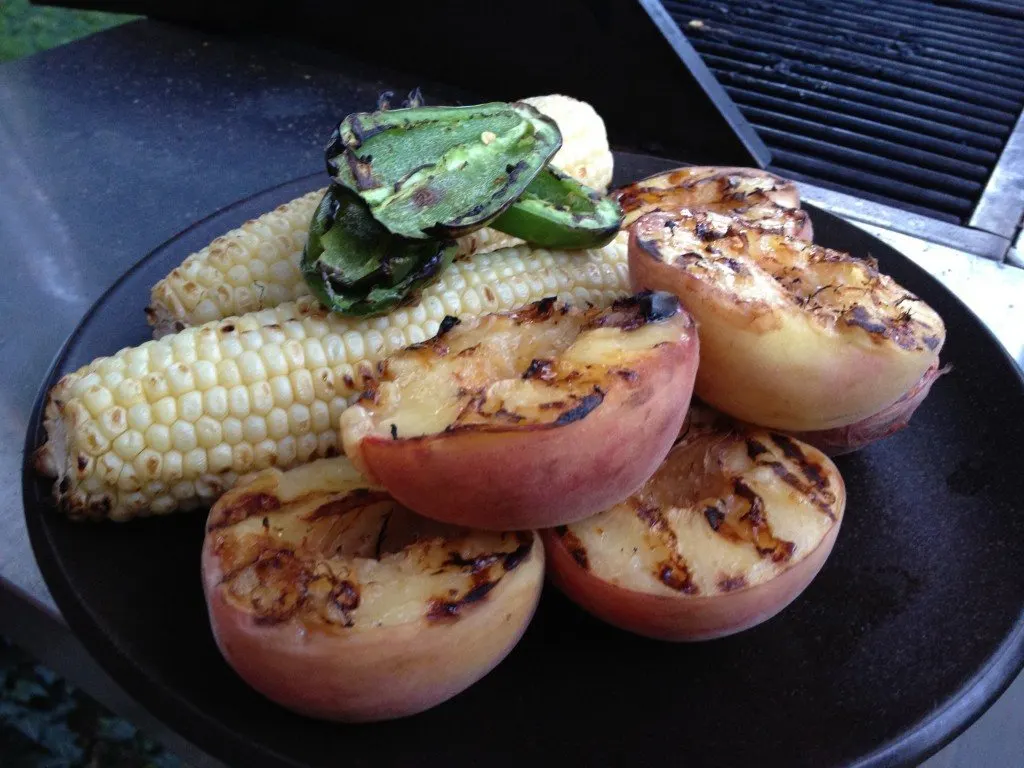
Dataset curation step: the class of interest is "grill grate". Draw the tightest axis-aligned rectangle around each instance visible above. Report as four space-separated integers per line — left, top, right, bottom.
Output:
666 0 1024 223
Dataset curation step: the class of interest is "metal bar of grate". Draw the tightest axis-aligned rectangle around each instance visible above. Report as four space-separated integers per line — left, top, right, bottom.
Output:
755 126 983 197
770 151 972 220
670 10 1024 106
695 41 1018 126
675 1 1024 75
753 0 1024 63
742 107 992 179
724 85 1003 158
711 68 1012 138
667 0 1024 225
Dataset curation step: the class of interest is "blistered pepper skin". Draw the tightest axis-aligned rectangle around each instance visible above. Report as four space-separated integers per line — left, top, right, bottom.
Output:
491 167 624 249
301 186 457 317
326 102 561 240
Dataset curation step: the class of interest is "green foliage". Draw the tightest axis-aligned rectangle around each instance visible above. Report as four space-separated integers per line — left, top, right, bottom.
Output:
0 638 181 767
0 0 136 63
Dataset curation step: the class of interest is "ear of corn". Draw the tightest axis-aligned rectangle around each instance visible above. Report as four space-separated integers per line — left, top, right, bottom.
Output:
38 236 630 521
146 95 613 334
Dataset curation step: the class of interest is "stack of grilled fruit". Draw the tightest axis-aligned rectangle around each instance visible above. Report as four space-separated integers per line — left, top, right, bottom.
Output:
35 94 946 722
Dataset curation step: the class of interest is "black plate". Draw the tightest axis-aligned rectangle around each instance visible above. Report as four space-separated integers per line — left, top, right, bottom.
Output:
24 156 1024 768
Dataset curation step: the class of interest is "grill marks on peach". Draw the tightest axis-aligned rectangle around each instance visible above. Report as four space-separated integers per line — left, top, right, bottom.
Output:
632 500 698 594
425 534 532 622
213 491 532 628
554 526 590 570
637 210 943 353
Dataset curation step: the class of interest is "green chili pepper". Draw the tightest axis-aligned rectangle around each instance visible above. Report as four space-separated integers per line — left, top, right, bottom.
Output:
490 167 624 249
326 102 561 239
300 186 457 316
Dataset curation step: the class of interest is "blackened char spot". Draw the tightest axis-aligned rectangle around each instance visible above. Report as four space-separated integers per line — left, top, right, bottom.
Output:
718 575 748 592
305 489 392 521
845 305 888 335
554 526 589 570
704 506 725 531
209 491 281 529
523 358 556 382
923 335 941 351
438 315 461 336
390 424 398 440
746 439 769 459
554 391 604 426
637 238 664 262
769 433 830 492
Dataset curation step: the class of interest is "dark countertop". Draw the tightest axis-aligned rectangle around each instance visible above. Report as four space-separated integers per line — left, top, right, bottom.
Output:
1 19 1021 768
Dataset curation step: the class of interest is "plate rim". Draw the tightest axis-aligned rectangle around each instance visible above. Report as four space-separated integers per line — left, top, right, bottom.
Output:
22 169 1024 768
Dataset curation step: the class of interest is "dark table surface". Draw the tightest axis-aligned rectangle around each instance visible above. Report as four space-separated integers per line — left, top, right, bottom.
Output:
1 19 1021 768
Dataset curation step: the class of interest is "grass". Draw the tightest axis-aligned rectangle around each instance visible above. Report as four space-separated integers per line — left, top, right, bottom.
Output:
0 0 136 62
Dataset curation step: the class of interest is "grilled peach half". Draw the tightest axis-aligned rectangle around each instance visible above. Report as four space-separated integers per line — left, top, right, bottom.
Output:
629 210 946 431
543 411 845 641
202 458 544 722
789 362 950 455
614 166 812 239
341 292 699 530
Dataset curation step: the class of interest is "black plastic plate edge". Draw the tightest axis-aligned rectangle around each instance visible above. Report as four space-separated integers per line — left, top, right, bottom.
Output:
22 171 1024 768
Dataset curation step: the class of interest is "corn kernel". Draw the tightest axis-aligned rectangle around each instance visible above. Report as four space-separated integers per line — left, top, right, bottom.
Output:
113 430 145 461
96 452 124 485
267 408 289 440
78 423 110 456
239 350 266 384
240 330 264 353
288 403 311 435
195 415 223 447
115 379 145 407
310 401 330 432
208 443 233 473
254 439 277 470
277 435 298 466
282 340 305 370
162 450 184 483
289 369 314 404
134 449 162 482
151 496 177 515
153 396 177 425
249 382 273 415
302 339 327 369
192 360 218 391
219 336 244 360
99 406 129 440
145 423 172 453
228 385 250 417
203 387 229 420
166 362 195 395
324 334 347 366
142 373 169 403
269 375 294 408
184 447 208 476
171 420 198 452
83 385 114 417
297 432 318 462
242 415 267 444
222 417 243 445
232 443 255 473
172 480 196 500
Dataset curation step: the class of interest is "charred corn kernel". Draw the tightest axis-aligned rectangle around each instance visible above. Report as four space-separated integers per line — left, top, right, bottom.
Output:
147 98 611 332
39 235 628 520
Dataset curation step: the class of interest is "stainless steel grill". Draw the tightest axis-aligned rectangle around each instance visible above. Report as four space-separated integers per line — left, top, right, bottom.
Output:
666 0 1024 225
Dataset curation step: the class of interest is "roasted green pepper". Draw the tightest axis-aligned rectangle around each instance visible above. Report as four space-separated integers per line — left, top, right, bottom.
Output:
326 102 561 239
300 186 457 316
490 167 624 249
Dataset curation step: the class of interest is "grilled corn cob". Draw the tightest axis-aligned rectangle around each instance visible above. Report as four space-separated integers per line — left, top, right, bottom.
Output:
38 235 630 521
146 94 613 334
